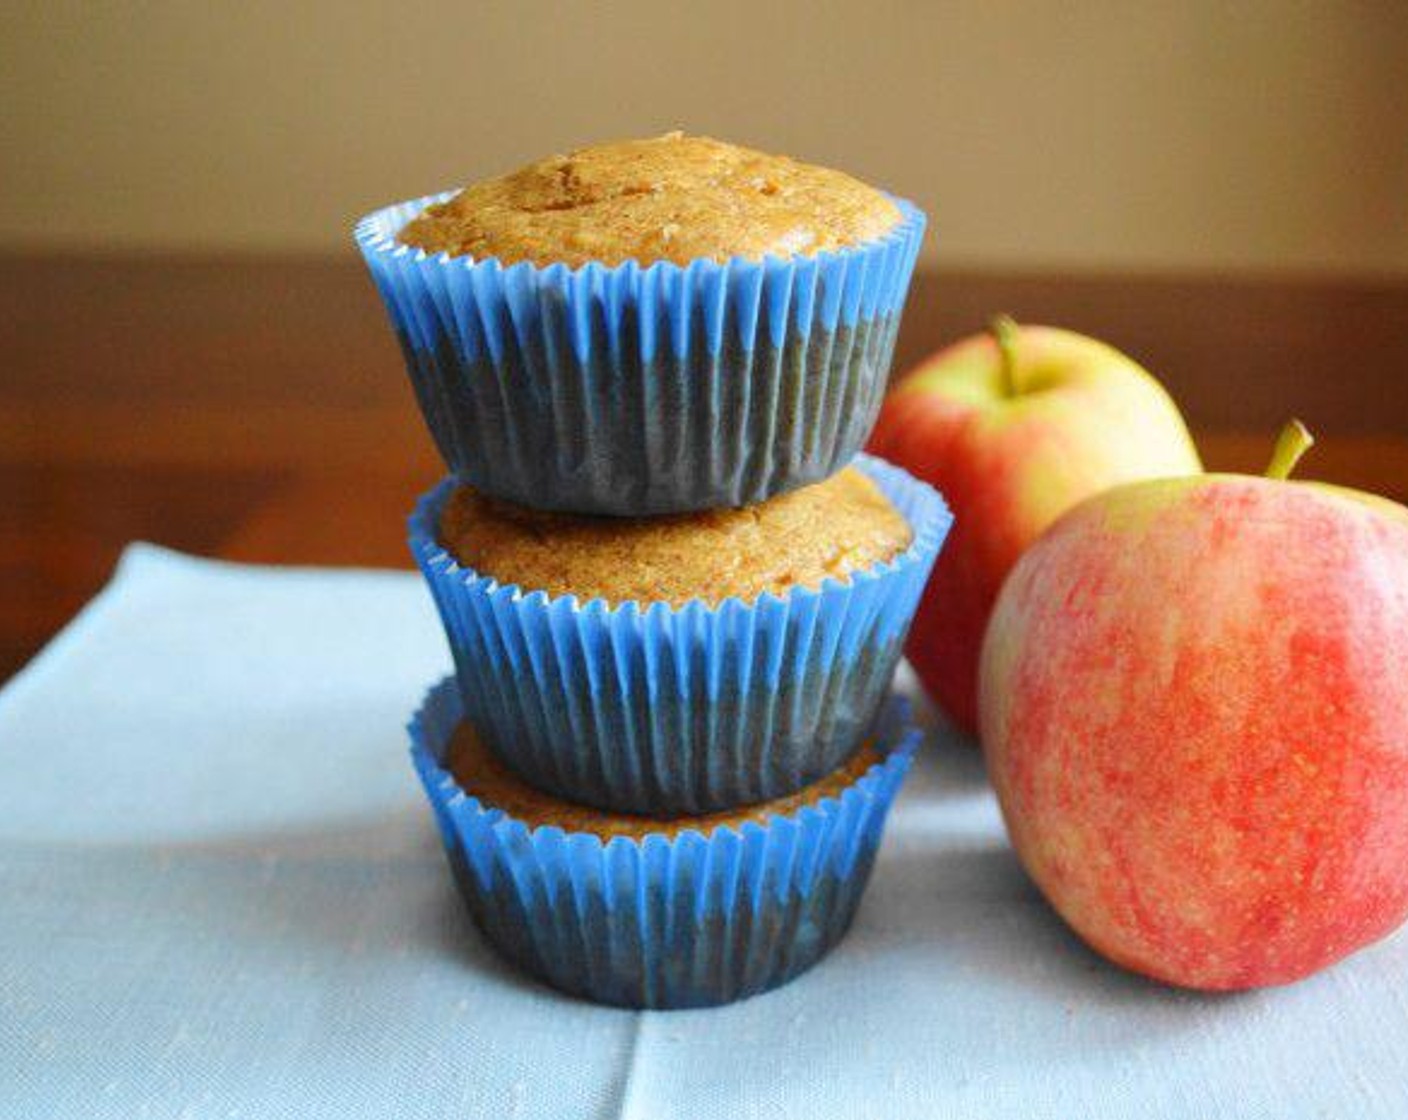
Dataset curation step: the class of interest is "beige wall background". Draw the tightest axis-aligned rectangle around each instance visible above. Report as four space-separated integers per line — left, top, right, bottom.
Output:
2 0 1405 273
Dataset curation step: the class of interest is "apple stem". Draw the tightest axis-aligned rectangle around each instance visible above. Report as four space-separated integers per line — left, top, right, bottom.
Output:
1265 419 1315 480
990 314 1021 397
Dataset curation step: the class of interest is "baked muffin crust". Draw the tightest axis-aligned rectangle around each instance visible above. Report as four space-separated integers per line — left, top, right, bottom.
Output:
397 132 901 268
437 466 913 607
446 720 882 835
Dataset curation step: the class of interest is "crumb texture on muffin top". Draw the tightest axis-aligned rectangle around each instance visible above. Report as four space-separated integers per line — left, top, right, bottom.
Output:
446 719 882 835
397 131 901 267
437 466 913 607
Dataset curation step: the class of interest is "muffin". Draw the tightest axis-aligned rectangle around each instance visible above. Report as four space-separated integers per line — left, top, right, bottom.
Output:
411 676 923 1009
356 132 926 515
397 132 902 267
409 453 951 815
437 463 910 608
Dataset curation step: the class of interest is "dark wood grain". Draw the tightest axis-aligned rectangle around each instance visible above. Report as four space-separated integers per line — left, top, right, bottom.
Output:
0 462 285 678
2 251 1406 681
894 270 1408 433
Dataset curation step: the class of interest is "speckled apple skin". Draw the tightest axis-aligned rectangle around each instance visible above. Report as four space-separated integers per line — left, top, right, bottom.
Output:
869 326 1199 735
981 475 1408 990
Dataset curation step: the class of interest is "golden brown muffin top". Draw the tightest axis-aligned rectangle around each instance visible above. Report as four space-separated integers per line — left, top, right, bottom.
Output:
438 467 913 608
446 719 882 836
397 132 902 267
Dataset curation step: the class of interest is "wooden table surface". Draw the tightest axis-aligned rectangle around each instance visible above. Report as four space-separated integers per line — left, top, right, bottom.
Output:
3 252 1406 681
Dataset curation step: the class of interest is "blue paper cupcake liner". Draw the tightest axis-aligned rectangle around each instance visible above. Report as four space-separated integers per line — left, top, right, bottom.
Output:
356 190 925 515
410 453 950 816
411 676 921 1009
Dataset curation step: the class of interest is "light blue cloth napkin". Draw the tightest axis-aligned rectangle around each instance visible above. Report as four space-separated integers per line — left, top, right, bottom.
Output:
3 545 1406 1119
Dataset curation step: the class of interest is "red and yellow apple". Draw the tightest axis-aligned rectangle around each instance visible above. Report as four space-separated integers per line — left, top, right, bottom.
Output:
869 319 1200 735
981 422 1408 989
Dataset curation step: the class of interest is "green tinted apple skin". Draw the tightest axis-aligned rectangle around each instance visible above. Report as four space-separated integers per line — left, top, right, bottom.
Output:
869 325 1200 736
981 475 1408 989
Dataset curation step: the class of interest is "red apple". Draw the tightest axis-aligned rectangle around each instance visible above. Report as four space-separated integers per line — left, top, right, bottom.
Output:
869 319 1200 735
981 422 1408 989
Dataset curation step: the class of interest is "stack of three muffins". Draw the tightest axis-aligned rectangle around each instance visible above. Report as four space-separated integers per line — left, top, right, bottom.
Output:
356 134 951 1008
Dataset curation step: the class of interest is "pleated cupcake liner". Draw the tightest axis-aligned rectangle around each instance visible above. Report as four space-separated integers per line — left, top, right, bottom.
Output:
356 191 926 515
410 675 921 1009
409 453 951 816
